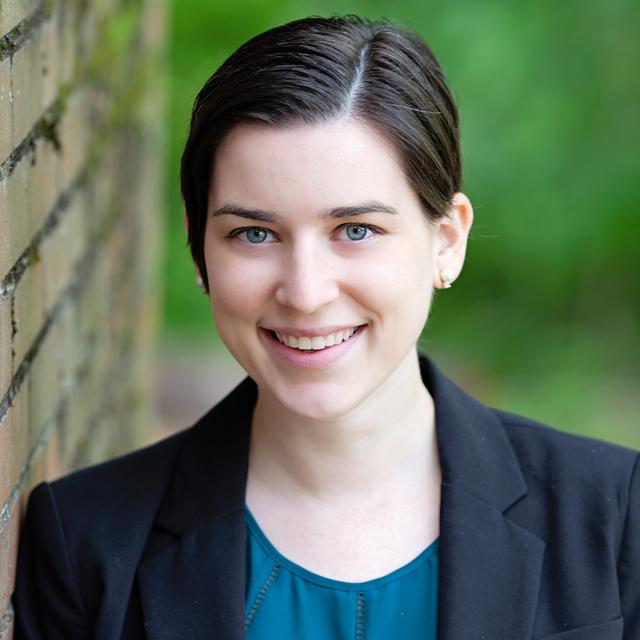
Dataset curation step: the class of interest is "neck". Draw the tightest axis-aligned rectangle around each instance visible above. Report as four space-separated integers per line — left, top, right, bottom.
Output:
248 349 440 507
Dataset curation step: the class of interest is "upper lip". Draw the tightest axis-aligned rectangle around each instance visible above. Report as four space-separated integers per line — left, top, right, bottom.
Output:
263 324 365 337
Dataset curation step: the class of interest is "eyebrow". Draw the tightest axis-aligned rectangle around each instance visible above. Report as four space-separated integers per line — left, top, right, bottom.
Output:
210 200 399 223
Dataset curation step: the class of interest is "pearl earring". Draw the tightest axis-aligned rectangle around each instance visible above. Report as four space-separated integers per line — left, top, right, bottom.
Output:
440 268 455 289
195 273 204 288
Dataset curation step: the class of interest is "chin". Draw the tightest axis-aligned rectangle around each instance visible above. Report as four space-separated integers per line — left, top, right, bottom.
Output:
273 386 363 422
287 403 355 423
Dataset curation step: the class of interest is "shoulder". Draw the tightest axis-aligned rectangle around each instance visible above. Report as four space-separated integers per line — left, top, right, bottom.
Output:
488 408 640 631
48 426 190 505
24 374 257 550
14 427 197 632
492 406 638 481
26 426 192 560
491 407 639 532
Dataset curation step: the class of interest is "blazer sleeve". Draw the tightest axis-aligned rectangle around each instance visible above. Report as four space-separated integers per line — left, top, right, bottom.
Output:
12 482 88 639
620 454 640 639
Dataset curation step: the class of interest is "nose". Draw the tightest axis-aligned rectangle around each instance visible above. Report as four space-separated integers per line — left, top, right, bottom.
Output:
274 241 340 315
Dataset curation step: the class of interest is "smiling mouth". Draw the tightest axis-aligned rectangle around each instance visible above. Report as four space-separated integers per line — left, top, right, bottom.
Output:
268 325 366 351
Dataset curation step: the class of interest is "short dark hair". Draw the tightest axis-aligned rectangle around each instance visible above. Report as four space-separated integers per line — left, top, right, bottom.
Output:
181 14 462 292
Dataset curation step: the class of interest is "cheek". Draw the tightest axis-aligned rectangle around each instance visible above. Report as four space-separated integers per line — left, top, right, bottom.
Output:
209 271 264 322
206 253 272 325
351 245 433 332
354 243 432 299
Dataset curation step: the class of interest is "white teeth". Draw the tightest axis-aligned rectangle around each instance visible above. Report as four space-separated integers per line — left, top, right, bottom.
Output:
273 326 360 351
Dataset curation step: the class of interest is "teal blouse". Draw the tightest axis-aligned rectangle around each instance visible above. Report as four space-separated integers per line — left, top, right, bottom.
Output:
244 506 439 639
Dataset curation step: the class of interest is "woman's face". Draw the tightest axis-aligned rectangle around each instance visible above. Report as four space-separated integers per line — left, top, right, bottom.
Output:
204 118 463 420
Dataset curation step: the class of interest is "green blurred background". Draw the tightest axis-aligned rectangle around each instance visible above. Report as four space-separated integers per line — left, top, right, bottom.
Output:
158 0 639 447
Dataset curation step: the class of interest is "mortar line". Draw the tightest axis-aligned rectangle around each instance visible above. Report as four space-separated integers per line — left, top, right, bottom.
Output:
0 172 85 298
1 56 153 296
0 342 95 533
0 2 46 63
0 94 67 182
0 190 131 424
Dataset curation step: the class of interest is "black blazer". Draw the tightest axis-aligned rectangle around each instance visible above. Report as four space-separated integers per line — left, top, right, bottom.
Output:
12 353 640 639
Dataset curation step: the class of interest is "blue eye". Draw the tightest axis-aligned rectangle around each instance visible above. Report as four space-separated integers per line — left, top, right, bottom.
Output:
339 224 377 241
230 227 275 243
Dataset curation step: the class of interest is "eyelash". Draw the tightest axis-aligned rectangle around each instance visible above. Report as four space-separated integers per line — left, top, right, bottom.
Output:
227 223 383 243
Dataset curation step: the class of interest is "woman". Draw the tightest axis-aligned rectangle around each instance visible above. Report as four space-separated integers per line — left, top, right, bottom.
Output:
13 14 639 640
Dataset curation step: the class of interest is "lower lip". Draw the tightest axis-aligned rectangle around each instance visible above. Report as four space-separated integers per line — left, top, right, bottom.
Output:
259 325 366 370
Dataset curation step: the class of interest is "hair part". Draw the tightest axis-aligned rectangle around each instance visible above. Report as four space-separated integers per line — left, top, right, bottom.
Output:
181 14 462 292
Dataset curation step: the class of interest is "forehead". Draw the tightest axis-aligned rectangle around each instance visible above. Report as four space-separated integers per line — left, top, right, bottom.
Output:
208 118 419 215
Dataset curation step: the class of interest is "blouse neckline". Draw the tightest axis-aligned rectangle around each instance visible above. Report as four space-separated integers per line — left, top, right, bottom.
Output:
244 505 439 592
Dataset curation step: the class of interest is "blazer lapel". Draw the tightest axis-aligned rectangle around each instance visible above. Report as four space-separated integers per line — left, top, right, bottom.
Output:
137 510 246 640
420 355 546 639
437 484 545 639
137 376 257 640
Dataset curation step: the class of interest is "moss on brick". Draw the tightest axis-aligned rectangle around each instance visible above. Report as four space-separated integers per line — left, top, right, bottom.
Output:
34 112 62 152
37 86 71 153
0 5 45 61
27 245 41 266
0 87 70 182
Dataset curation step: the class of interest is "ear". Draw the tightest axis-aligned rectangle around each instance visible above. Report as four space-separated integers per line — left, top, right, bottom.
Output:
183 209 189 234
432 192 474 289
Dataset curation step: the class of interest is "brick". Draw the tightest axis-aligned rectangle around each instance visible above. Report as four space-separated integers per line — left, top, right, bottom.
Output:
10 30 44 149
0 382 28 512
40 9 62 110
85 252 110 356
41 192 84 316
0 136 62 280
23 446 46 501
1 7 165 599
27 314 62 447
84 412 115 467
57 289 81 388
0 0 39 35
60 347 92 469
58 254 94 376
0 151 30 279
13 257 44 369
0 495 20 633
0 295 12 399
58 86 92 186
107 208 133 285
78 2 99 66
42 425 62 482
76 272 97 348
86 140 117 238
29 135 62 233
59 3 78 86
0 57 11 165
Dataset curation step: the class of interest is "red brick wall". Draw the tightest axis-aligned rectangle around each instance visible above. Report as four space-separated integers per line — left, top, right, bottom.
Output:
0 1 165 635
